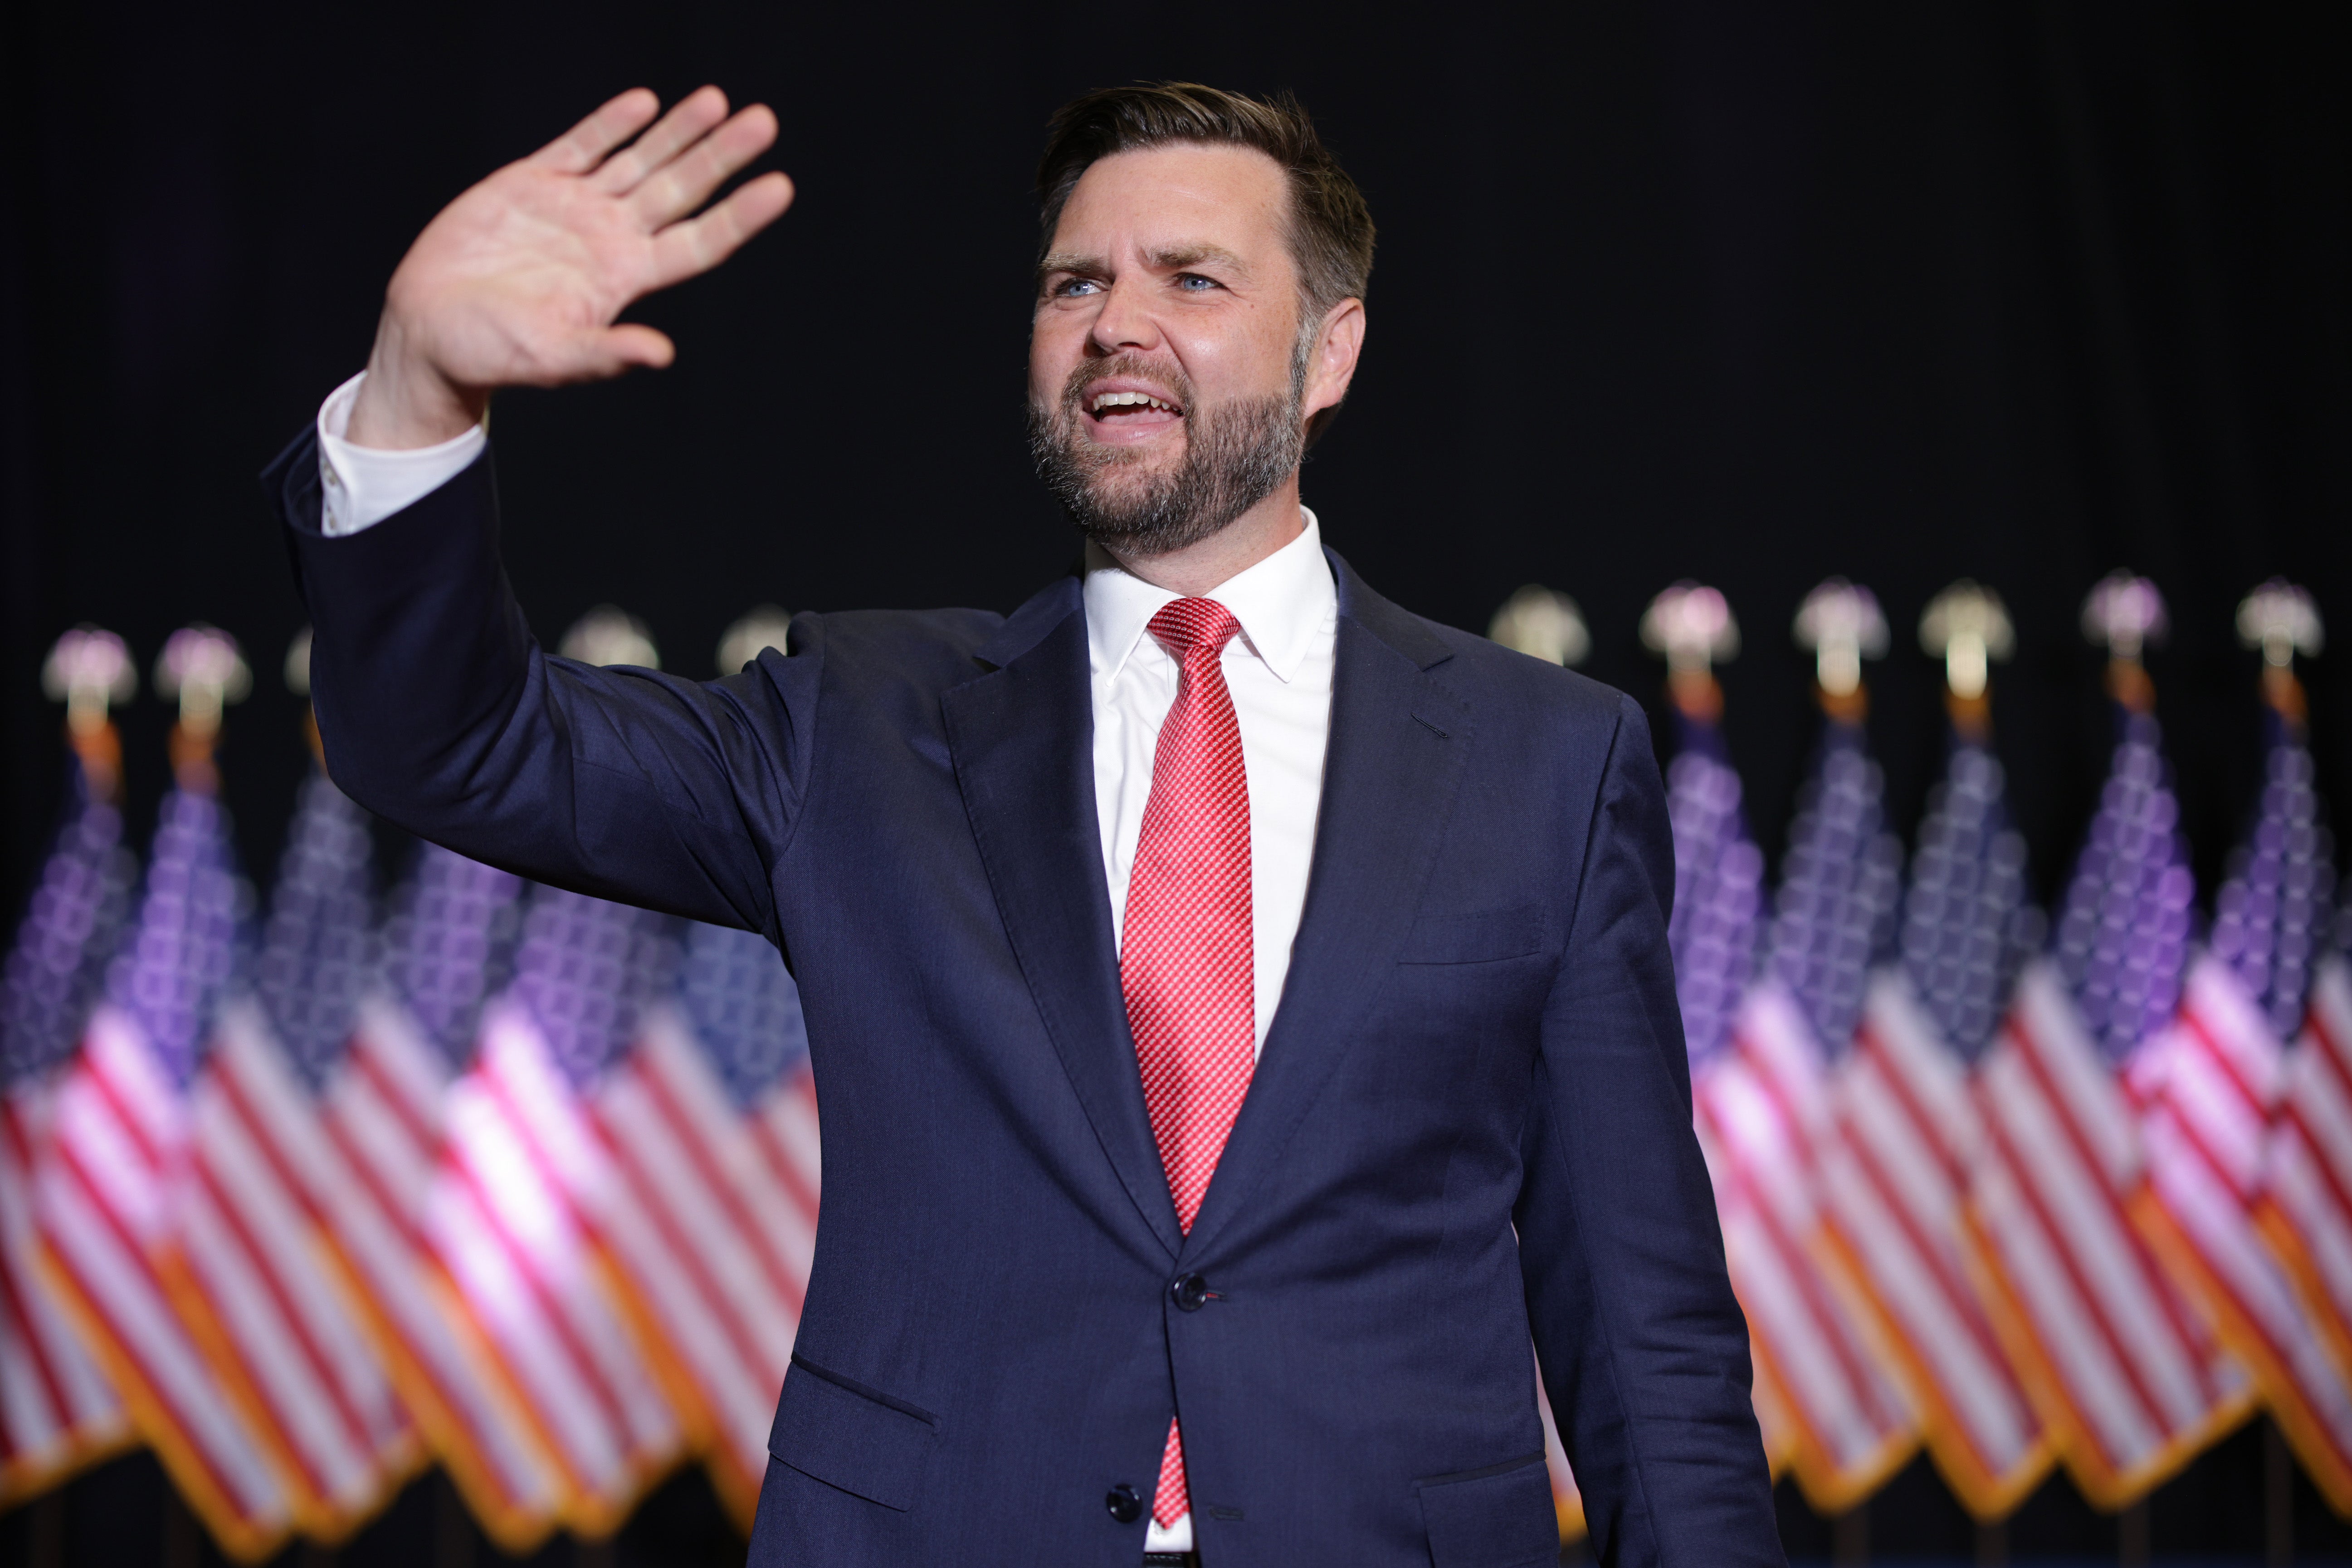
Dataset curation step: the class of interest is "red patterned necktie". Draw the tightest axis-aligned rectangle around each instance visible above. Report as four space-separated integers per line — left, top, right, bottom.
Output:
1121 597 1255 1530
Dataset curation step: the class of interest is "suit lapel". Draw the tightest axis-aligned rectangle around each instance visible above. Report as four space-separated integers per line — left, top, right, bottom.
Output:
941 581 1184 1262
1181 553 1470 1262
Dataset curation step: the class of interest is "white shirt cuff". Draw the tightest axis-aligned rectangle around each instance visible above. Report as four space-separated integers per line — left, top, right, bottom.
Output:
314 371 488 537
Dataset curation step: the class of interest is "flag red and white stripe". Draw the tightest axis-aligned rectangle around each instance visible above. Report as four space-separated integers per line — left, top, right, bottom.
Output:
1695 982 1915 1511
1966 961 2248 1506
313 998 565 1549
426 1002 681 1535
34 1006 290 1558
586 1003 814 1522
176 1002 413 1538
2136 954 2352 1513
2262 960 2352 1415
1819 973 2049 1517
0 1075 128 1500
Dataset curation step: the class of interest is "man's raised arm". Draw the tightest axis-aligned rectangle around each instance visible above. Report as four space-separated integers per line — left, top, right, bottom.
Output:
268 90 800 933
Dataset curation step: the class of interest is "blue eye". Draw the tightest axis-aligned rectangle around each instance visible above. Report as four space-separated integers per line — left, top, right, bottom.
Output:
1176 274 1218 292
1053 278 1102 297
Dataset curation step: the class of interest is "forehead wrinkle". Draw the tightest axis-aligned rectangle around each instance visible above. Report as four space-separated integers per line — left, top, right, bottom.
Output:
1145 242 1252 278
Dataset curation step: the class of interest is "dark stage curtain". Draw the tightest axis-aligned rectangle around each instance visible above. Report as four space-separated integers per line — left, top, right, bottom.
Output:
3 3 2346 1560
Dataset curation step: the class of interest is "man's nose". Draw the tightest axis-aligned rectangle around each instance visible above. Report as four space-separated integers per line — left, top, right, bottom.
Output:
1086 276 1162 356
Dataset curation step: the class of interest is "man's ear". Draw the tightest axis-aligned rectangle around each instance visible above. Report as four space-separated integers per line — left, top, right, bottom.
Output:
1303 298 1366 449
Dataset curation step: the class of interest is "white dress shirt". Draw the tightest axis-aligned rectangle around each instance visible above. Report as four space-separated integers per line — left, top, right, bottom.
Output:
312 374 1339 1553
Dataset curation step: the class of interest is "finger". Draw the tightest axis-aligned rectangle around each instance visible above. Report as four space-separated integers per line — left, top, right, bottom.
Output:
527 88 661 174
592 323 677 373
631 104 780 229
542 324 677 384
648 171 795 289
591 85 729 196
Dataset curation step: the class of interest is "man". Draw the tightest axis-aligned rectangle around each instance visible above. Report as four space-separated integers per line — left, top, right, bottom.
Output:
269 83 1777 1567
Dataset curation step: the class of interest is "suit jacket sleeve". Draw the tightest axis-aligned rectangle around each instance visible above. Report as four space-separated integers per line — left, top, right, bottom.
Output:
265 427 806 938
1515 694 1782 1567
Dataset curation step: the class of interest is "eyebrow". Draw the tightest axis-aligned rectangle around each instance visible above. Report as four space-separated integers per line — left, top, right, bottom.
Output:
1035 242 1254 292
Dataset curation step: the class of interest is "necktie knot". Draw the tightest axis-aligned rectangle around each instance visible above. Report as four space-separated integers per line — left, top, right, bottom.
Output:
1147 598 1242 663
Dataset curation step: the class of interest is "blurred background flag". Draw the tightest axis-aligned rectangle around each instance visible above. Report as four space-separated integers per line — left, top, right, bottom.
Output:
0 630 137 1502
604 917 814 1524
1646 583 1762 1070
416 609 688 1536
33 626 292 1558
171 642 415 1539
2257 585 2352 1459
1820 581 2052 1519
322 836 563 1550
2270 897 2352 1404
1643 583 1791 1475
439 882 684 1534
1703 579 1917 1514
566 603 822 1524
1487 587 1590 1546
2129 583 2352 1509
1966 575 2249 1509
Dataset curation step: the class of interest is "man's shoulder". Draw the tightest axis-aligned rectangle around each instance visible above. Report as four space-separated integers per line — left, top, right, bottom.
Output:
797 604 1009 656
1337 558 1636 737
1424 619 1635 723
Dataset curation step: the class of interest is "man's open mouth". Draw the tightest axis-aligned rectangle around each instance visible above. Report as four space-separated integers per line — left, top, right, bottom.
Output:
1086 388 1185 424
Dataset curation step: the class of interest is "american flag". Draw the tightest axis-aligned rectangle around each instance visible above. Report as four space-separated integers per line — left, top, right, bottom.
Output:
590 918 817 1523
317 844 566 1550
34 775 292 1557
1660 694 1783 1478
2268 933 2352 1456
0 752 134 1500
426 885 683 1536
1664 709 1765 1070
1826 736 2050 1518
178 770 413 1539
2142 686 2352 1510
1702 714 1916 1512
1967 702 2248 1507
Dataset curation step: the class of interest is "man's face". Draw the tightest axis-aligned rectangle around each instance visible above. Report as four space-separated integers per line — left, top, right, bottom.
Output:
1027 144 1324 558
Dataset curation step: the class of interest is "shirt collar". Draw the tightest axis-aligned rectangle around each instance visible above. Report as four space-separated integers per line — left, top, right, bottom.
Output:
1083 508 1336 686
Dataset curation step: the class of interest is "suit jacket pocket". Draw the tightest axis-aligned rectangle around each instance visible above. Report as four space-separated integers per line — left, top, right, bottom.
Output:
1416 1453 1558 1568
1399 904 1547 964
768 1353 940 1511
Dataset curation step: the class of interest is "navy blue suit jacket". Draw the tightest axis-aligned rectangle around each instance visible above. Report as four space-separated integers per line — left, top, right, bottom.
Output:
268 431 1777 1568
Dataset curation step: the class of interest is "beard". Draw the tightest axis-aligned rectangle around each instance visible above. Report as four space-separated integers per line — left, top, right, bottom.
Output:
1027 353 1305 559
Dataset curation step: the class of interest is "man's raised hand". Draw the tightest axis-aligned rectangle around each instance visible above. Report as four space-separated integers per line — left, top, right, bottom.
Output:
349 87 793 449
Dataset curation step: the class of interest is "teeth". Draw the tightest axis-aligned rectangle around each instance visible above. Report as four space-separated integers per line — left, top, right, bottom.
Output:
1092 391 1177 413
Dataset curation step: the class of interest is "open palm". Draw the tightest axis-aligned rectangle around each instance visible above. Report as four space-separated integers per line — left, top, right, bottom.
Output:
353 87 792 446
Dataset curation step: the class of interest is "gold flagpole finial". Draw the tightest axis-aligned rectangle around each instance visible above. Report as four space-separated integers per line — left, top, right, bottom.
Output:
1642 581 1739 721
155 625 250 788
2236 579 2322 671
43 625 136 799
1920 581 2013 738
1793 578 1887 722
1488 586 1590 669
717 606 795 676
560 606 661 669
2081 571 2167 713
2237 578 2322 723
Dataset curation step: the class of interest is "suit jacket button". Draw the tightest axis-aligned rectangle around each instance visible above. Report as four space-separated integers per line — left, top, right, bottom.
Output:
1171 1273 1210 1312
1106 1483 1143 1523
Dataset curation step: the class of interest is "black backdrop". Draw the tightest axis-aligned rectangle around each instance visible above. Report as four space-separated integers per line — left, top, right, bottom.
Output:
4 1 2348 1561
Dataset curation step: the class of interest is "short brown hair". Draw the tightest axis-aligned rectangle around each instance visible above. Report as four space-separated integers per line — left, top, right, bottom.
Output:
1036 82 1376 328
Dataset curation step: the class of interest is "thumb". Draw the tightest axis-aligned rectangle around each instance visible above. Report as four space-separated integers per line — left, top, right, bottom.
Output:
592 322 678 375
